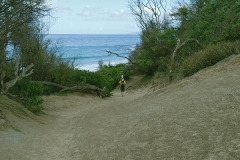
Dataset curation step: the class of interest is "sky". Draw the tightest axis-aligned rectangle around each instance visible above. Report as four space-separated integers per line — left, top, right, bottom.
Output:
47 0 141 34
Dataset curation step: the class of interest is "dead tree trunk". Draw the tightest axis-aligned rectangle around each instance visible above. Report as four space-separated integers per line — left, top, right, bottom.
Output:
34 81 109 98
170 38 203 73
0 57 34 95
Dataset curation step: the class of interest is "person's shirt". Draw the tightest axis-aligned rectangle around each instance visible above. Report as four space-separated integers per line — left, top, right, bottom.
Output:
119 80 126 85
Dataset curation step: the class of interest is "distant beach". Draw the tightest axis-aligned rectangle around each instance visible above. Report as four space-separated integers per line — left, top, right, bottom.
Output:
47 34 141 71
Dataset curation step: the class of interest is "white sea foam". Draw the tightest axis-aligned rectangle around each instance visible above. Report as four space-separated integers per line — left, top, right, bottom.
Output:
47 34 141 72
76 64 99 72
75 59 128 72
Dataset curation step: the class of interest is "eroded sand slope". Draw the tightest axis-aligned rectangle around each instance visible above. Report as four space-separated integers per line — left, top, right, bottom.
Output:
1 55 240 159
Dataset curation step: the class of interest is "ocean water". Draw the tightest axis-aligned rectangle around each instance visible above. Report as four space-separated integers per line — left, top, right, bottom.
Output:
47 34 141 71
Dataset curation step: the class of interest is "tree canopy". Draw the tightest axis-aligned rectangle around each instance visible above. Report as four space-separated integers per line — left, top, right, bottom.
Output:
128 0 240 75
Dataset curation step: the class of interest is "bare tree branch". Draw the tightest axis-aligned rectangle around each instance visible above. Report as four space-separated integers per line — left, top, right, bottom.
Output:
34 81 109 98
1 57 34 94
170 38 203 72
128 0 167 31
105 50 136 64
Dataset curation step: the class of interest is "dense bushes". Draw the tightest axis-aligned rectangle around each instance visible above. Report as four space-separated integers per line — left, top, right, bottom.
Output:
128 27 176 75
173 0 240 46
181 40 240 77
127 0 240 78
7 63 129 114
10 78 45 114
67 64 130 93
170 0 240 78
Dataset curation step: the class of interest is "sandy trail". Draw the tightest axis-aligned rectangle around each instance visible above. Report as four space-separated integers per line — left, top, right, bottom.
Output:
1 55 240 159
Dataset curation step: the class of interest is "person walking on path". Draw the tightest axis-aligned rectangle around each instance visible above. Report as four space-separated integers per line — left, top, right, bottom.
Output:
119 78 126 97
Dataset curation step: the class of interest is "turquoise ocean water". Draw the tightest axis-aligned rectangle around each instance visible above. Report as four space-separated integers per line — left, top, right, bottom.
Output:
47 34 141 71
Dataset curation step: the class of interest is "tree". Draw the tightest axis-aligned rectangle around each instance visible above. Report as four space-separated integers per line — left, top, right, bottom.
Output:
171 0 240 46
0 0 51 95
127 0 178 75
170 38 202 73
1 56 34 95
128 0 167 31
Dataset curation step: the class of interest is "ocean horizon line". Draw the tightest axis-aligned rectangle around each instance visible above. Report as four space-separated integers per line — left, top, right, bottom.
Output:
47 33 140 35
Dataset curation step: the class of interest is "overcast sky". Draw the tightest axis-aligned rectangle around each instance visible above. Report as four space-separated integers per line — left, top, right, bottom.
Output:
47 0 141 34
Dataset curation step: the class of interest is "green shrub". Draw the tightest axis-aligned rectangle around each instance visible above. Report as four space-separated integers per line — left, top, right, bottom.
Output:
64 63 129 93
17 79 44 98
25 96 43 114
92 64 130 92
181 40 240 77
10 78 45 114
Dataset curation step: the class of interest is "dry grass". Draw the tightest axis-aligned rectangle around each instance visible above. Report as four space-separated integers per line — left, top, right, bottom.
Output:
181 40 240 77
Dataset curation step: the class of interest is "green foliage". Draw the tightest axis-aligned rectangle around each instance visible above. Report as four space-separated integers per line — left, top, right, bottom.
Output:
25 97 43 114
51 59 75 85
129 27 176 75
10 78 45 114
0 0 51 77
15 78 44 98
126 0 240 79
130 0 240 77
63 63 129 93
173 0 240 46
96 64 130 91
181 40 240 77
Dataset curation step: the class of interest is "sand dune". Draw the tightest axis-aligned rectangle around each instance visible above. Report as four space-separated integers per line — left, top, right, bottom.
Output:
1 55 240 159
